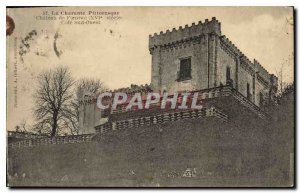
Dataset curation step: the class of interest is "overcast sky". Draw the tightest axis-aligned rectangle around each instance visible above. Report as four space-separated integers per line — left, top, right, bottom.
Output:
7 7 294 130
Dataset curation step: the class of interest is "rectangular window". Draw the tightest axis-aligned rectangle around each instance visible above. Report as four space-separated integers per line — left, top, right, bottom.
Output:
247 83 251 100
226 66 233 87
178 58 192 81
226 66 231 81
259 92 264 106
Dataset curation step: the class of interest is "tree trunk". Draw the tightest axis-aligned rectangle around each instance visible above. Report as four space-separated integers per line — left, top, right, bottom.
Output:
51 114 58 137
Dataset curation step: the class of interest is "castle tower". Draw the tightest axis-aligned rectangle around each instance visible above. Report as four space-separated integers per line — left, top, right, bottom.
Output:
149 17 277 107
149 17 221 93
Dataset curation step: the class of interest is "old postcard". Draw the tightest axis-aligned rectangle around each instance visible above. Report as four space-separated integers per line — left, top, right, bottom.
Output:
6 6 294 187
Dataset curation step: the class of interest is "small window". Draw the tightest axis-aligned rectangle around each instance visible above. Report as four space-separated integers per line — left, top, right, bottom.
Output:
178 58 191 81
247 83 251 100
226 66 233 87
226 66 231 81
259 92 264 106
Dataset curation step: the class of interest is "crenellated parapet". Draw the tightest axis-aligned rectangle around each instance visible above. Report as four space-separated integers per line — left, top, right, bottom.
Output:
220 35 243 58
240 55 256 76
150 35 205 53
220 35 272 86
220 35 256 76
149 17 221 50
78 84 153 105
109 84 152 95
253 59 271 86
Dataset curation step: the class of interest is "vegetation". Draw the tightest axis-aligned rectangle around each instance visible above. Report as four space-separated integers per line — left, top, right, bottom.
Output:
31 67 106 136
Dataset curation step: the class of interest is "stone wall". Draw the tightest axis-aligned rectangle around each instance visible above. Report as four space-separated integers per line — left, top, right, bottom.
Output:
7 117 277 187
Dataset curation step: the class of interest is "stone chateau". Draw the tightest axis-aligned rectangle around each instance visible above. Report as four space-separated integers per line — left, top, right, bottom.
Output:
77 17 278 134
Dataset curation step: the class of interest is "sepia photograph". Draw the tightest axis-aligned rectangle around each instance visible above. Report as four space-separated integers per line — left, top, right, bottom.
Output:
6 6 294 187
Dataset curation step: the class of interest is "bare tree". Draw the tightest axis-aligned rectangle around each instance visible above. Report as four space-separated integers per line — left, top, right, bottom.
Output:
275 53 294 95
76 78 107 96
19 119 28 132
33 67 75 137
